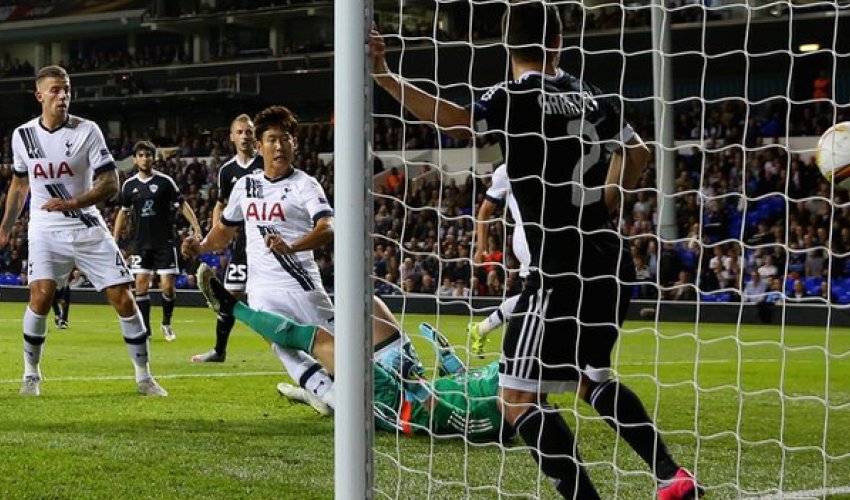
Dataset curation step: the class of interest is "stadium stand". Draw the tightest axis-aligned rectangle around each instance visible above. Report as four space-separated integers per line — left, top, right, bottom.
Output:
0 0 845 304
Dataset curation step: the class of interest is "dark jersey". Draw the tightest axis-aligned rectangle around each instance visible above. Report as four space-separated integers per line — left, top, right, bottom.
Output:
119 171 183 250
472 69 633 278
217 154 264 255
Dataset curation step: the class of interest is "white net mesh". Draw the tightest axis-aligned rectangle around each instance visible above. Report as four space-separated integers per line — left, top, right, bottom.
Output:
368 1 850 497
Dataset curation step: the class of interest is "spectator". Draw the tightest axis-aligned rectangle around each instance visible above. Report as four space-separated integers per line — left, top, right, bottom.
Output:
742 271 768 303
451 278 469 298
668 270 696 301
758 255 779 280
437 277 453 297
804 249 825 278
385 166 404 195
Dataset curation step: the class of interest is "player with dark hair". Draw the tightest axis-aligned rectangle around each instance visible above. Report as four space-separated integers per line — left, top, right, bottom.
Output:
113 140 201 342
182 105 338 414
0 65 166 397
195 262 510 443
371 4 701 498
191 113 264 362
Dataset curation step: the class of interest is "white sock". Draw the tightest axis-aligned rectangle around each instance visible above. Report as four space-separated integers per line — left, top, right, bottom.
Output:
478 294 521 336
271 343 334 402
23 306 47 378
120 312 152 382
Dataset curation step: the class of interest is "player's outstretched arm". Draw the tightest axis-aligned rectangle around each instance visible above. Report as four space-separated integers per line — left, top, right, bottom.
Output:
180 201 203 236
369 27 472 139
42 169 119 212
0 174 30 249
181 224 237 259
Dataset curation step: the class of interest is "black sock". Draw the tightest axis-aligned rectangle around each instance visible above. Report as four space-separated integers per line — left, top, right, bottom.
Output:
586 379 679 480
514 405 600 500
136 294 152 337
52 300 61 318
161 293 175 325
215 314 235 355
62 302 70 322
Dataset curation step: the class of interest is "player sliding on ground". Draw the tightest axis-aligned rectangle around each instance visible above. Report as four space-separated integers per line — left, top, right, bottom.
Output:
195 263 512 442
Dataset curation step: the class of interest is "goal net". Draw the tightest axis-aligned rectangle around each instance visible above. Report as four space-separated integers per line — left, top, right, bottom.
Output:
364 0 850 498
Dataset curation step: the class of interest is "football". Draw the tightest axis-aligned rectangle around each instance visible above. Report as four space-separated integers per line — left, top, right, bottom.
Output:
816 121 850 188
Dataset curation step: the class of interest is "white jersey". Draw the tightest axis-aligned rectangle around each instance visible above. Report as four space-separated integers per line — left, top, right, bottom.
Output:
222 169 333 293
12 115 114 230
486 164 530 276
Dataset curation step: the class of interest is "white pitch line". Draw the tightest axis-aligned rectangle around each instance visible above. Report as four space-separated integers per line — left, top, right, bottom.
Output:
0 371 282 384
744 485 850 499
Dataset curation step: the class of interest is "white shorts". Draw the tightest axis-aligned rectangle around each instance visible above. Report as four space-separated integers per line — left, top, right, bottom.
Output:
28 226 133 291
248 288 334 333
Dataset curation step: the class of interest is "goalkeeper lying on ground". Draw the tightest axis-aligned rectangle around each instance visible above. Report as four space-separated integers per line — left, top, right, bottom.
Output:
196 263 512 443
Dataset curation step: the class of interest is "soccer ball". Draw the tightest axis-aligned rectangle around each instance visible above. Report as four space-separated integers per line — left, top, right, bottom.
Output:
816 122 850 188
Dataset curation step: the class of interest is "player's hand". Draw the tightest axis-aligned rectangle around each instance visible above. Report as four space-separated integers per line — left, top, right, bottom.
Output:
369 25 390 77
0 231 8 251
42 198 80 212
265 234 294 255
473 248 486 264
181 235 202 259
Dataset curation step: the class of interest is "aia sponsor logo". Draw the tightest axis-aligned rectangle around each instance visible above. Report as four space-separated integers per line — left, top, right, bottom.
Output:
33 162 73 179
245 201 286 221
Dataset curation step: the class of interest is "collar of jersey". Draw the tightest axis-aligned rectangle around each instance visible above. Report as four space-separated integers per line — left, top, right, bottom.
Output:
517 68 565 83
38 115 70 133
235 153 260 169
265 168 296 183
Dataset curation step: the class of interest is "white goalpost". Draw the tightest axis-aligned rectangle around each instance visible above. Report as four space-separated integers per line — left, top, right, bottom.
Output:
336 0 850 498
334 0 372 498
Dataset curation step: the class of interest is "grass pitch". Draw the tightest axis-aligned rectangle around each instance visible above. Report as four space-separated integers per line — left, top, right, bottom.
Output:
1 301 849 499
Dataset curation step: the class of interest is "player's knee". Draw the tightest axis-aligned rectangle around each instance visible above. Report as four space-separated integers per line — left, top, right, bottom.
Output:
499 388 542 425
578 378 599 404
29 281 57 314
105 285 136 315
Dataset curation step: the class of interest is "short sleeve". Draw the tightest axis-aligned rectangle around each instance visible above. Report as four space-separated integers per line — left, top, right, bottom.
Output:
11 129 27 176
118 179 133 209
221 177 245 226
471 83 508 134
217 166 230 202
165 175 184 206
302 176 334 224
485 164 509 204
86 123 115 175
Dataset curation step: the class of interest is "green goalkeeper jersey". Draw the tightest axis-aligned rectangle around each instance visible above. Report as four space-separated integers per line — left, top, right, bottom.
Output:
373 362 505 442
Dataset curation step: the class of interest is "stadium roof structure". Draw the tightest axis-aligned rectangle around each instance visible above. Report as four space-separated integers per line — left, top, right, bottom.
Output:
0 6 147 43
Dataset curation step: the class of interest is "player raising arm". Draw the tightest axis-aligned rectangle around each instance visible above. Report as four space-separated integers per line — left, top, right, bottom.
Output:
372 5 700 498
113 140 202 342
0 65 166 397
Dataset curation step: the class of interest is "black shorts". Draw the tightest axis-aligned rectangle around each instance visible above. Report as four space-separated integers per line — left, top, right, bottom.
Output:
129 246 179 275
499 273 630 394
223 248 248 292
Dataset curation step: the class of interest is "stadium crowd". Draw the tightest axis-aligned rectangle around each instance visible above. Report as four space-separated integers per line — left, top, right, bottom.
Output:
1 93 847 306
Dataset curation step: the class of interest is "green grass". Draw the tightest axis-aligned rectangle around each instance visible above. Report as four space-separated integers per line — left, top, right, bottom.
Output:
1 302 849 499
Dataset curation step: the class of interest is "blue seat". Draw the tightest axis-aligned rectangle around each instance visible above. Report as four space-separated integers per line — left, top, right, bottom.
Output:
804 277 823 295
